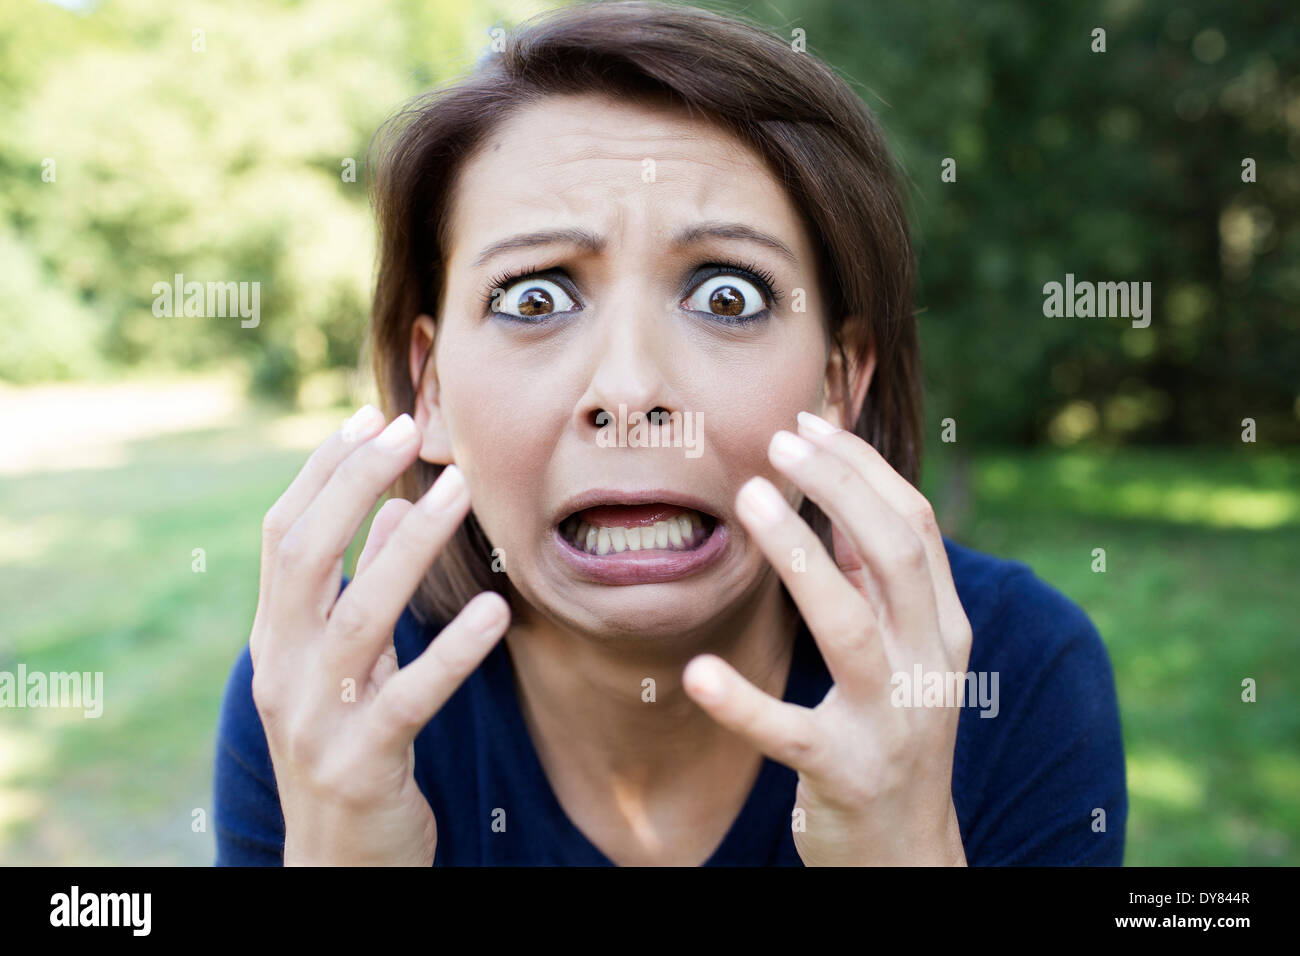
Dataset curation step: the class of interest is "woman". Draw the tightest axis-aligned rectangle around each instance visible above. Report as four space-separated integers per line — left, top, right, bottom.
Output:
214 0 1126 866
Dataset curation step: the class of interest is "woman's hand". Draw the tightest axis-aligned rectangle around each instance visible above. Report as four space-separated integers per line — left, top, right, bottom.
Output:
683 410 973 866
249 405 510 866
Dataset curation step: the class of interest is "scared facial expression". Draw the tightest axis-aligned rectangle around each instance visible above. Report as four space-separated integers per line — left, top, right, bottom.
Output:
410 92 868 640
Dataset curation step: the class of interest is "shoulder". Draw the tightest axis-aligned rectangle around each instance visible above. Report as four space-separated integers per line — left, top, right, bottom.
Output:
942 536 1127 864
943 535 1111 683
943 534 1119 733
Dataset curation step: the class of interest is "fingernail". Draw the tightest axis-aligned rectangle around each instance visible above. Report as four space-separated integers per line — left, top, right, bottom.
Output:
341 404 384 443
769 429 814 467
688 659 724 703
738 476 788 524
797 410 840 436
373 413 417 451
421 464 465 511
463 592 505 631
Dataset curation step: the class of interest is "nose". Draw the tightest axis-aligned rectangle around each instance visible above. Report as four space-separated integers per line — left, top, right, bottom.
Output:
574 307 680 439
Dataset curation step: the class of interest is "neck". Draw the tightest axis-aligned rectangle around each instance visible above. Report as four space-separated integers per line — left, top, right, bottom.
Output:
503 577 799 799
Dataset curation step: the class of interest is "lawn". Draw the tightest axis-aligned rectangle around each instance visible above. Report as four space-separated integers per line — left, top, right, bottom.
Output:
921 441 1299 865
0 399 1295 865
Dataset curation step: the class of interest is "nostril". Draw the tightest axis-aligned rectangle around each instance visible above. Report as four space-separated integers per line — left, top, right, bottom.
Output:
590 406 675 428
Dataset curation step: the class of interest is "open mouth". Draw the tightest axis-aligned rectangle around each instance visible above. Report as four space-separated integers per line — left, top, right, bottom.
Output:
551 491 729 584
559 504 719 555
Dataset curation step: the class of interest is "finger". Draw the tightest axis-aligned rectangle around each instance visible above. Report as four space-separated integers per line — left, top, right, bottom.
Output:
253 404 386 665
368 590 510 751
272 413 422 622
682 653 823 776
796 411 971 663
354 497 413 579
324 466 471 677
767 428 945 669
734 476 888 698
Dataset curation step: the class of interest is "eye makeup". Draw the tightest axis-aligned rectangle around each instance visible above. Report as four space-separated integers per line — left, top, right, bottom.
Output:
477 258 785 323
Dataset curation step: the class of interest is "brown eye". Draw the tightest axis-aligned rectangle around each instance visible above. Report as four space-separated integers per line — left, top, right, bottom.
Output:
709 285 744 316
493 277 576 320
686 274 765 320
519 287 553 316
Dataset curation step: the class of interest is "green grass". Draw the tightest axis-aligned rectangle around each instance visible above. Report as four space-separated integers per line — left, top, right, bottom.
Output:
0 414 1296 865
0 404 379 864
921 442 1300 865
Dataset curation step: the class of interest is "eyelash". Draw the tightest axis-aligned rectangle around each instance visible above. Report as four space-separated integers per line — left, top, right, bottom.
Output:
478 259 783 323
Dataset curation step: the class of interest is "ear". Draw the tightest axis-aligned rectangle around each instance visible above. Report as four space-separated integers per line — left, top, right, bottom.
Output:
409 314 454 465
819 321 875 432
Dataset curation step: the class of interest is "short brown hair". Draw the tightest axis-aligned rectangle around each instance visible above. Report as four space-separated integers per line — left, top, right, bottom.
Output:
366 0 922 625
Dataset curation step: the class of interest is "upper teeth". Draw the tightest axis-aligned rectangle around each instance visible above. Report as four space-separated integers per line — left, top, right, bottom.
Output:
564 512 705 554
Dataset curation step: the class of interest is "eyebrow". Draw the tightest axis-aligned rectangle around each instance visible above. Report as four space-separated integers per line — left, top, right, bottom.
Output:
470 221 798 268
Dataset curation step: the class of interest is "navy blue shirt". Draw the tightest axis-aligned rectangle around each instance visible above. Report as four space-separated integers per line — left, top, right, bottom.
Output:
213 536 1127 865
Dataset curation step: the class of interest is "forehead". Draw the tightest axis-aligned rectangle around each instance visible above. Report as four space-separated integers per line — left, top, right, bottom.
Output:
443 93 809 265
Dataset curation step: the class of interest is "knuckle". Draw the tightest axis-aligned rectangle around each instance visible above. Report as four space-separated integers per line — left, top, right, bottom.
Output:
262 504 289 547
898 532 928 572
909 497 939 538
285 713 326 767
949 623 975 664
251 670 285 721
302 759 348 800
829 462 858 496
325 754 392 809
274 526 313 573
832 767 881 807
336 448 380 488
880 728 912 768
327 597 369 645
307 432 343 470
376 685 431 734
825 605 871 653
779 719 821 769
877 753 911 795
426 640 476 682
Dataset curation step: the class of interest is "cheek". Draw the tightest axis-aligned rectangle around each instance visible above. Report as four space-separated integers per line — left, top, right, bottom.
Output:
437 342 559 543
688 331 826 478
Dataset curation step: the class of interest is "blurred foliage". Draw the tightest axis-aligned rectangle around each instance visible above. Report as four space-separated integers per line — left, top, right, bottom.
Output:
0 0 522 400
779 0 1299 447
1 0 1296 440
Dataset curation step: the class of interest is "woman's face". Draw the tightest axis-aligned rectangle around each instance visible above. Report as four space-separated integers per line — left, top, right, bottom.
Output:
412 92 868 640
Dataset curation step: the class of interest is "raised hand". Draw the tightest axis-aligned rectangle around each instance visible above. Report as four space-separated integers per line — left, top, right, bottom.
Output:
682 410 972 866
249 405 510 866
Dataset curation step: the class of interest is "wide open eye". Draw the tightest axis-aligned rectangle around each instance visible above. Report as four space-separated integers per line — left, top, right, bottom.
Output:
490 276 577 321
685 272 768 321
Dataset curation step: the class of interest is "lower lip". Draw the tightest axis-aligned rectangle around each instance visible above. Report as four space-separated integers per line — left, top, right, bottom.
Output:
552 520 729 585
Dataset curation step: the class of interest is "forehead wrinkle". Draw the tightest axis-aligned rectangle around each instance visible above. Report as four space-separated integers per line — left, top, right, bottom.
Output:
467 151 784 234
449 102 803 270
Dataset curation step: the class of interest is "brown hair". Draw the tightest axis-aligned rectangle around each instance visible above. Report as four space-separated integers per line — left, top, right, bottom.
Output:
366 0 922 626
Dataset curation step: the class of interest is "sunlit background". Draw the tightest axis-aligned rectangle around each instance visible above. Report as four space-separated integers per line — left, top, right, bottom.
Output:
1 0 1296 865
